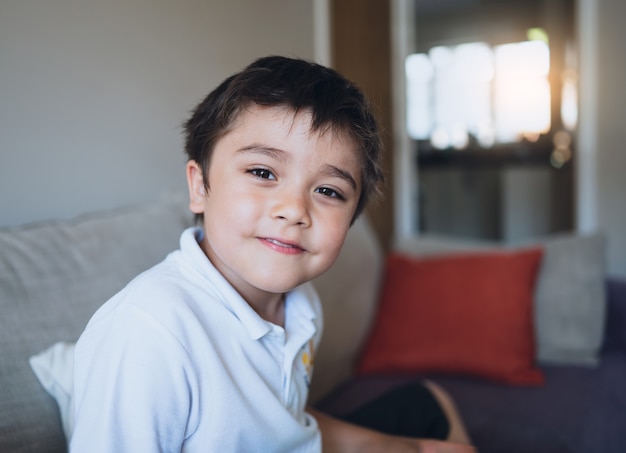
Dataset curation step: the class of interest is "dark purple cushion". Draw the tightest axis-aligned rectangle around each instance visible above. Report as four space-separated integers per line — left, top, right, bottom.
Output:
316 353 626 453
603 277 626 352
435 354 626 453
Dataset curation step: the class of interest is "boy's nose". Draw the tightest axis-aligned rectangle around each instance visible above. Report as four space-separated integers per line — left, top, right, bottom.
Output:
271 192 311 227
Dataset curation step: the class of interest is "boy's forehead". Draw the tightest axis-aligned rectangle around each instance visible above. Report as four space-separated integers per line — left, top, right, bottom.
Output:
234 104 357 150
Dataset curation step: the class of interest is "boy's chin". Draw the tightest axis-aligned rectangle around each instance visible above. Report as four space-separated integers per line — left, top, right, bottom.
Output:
256 280 306 295
243 255 339 295
252 274 316 295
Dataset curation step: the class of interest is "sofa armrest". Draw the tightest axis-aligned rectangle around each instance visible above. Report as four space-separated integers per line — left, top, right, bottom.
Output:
603 277 626 353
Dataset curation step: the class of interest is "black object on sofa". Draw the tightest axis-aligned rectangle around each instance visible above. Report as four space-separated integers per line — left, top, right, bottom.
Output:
317 277 626 453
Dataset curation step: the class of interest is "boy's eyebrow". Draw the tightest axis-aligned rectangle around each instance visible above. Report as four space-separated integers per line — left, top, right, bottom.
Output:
237 145 289 162
321 164 358 190
237 144 357 190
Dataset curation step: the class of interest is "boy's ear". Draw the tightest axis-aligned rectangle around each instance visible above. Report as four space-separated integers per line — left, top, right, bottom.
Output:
186 160 206 214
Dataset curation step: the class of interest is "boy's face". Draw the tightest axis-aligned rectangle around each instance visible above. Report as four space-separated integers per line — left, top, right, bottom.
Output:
187 105 361 305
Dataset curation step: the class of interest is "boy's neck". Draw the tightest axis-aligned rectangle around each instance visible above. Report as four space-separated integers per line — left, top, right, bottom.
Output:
249 293 285 328
198 234 286 327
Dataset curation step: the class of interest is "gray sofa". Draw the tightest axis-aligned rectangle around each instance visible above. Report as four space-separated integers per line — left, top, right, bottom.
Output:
2 196 625 452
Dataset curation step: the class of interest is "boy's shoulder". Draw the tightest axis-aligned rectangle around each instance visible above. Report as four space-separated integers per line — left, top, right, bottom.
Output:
117 227 222 307
121 251 222 312
88 250 219 328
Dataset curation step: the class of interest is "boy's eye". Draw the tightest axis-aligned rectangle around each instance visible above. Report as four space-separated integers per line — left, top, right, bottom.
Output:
249 168 275 180
315 187 345 200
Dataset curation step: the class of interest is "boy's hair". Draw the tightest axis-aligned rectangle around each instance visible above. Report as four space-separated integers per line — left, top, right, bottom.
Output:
183 55 384 223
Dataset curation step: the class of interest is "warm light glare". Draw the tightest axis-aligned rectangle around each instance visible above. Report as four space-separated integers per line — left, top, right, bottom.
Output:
527 27 549 44
494 75 551 142
494 40 551 141
561 71 578 130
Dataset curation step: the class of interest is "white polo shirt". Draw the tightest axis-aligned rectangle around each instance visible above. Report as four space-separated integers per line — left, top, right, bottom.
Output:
71 227 323 453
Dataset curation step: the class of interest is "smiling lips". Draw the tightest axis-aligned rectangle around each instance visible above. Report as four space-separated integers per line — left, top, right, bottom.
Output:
260 237 306 255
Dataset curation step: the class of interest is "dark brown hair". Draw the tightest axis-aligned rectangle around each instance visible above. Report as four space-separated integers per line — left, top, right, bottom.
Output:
183 55 384 223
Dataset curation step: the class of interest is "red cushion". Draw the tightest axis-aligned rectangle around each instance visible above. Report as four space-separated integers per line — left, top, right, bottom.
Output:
357 248 545 385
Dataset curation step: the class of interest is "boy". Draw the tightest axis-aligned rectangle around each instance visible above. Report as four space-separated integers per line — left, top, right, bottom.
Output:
71 56 474 452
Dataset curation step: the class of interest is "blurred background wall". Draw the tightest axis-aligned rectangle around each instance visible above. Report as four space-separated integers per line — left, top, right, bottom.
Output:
0 0 315 226
1 0 624 277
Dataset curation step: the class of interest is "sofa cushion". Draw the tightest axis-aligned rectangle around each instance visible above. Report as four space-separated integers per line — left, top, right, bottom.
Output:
29 342 76 441
0 194 192 452
435 350 626 453
356 248 545 385
532 233 606 365
394 232 607 366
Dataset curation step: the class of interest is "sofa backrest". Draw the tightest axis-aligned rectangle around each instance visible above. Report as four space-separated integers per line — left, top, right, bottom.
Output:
310 215 384 403
0 194 193 452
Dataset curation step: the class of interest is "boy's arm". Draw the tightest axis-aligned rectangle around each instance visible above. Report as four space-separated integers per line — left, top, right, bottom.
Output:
308 408 477 453
71 307 192 452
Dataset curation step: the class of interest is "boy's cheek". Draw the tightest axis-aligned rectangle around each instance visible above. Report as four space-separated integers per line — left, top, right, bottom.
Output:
321 227 350 260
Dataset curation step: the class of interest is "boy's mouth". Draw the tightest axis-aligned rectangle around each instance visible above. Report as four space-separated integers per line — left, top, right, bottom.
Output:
260 237 306 254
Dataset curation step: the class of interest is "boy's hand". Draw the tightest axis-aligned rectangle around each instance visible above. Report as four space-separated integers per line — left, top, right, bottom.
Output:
402 438 477 453
372 434 477 453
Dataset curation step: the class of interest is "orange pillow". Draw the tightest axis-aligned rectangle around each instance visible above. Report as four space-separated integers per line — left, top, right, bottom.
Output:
357 248 545 385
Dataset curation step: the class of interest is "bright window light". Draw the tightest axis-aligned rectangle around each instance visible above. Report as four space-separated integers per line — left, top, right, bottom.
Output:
406 31 556 148
494 40 551 142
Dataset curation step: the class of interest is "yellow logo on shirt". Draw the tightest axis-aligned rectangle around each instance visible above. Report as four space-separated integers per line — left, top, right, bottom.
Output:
301 338 315 387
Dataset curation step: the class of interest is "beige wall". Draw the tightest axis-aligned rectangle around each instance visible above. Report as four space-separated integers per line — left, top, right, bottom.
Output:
0 0 314 226
577 0 626 276
593 0 626 276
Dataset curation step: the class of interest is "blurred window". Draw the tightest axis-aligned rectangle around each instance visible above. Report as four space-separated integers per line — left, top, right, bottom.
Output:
406 30 575 151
